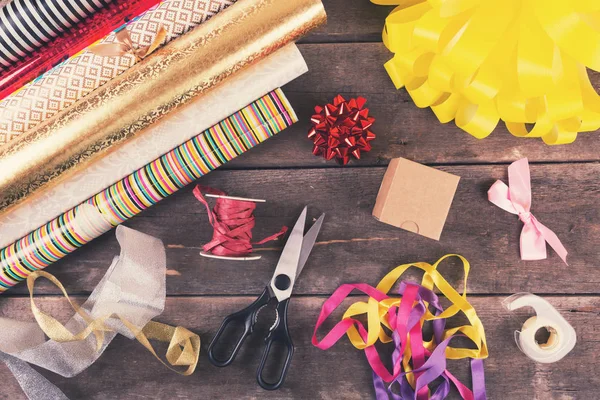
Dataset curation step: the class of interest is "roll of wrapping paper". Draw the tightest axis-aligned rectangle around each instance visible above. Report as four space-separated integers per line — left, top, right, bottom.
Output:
0 89 297 291
0 0 326 216
0 0 162 100
0 0 237 144
0 43 307 248
0 0 114 67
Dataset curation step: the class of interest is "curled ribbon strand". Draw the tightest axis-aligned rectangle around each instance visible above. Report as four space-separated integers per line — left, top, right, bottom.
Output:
90 25 168 62
312 255 488 399
488 158 568 264
0 225 200 400
27 271 201 376
372 0 600 144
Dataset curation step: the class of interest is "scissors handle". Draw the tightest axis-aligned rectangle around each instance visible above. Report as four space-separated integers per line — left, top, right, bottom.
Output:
257 298 294 390
208 287 271 367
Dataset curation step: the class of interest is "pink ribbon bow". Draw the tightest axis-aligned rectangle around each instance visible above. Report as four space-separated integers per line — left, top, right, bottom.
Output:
488 158 568 265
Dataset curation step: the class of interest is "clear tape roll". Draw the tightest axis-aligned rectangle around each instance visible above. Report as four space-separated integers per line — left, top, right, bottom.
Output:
502 293 576 363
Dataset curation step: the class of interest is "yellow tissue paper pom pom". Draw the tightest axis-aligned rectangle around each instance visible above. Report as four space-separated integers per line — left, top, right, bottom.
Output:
373 0 600 144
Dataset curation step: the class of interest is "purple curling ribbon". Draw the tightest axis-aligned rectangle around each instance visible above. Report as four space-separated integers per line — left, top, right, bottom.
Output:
372 282 487 400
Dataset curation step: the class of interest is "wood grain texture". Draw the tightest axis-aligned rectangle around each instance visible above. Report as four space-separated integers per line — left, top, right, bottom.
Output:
299 0 393 43
223 43 600 169
12 163 599 296
2 1 600 399
0 296 597 400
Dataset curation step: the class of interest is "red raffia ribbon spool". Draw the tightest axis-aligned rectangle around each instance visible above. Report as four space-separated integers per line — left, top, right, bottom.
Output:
193 185 287 261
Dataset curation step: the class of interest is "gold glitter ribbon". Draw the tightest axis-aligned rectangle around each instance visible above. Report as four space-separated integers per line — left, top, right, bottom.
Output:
373 0 600 144
0 226 200 399
28 271 200 376
90 26 168 62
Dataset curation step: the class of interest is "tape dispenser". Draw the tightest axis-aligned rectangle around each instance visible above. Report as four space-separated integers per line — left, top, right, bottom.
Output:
502 293 576 363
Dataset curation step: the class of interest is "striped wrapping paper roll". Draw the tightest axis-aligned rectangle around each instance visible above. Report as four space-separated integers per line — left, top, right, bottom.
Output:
0 0 113 67
0 89 296 291
0 0 162 100
0 0 236 144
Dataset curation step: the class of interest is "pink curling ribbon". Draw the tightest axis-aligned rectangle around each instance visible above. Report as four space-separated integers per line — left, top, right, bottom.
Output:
312 281 486 399
488 158 568 265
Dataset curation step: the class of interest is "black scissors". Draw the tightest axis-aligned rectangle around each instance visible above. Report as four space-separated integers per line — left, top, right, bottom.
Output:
207 207 324 390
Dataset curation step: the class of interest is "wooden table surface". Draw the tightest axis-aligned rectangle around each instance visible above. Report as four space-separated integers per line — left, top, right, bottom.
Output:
2 1 599 399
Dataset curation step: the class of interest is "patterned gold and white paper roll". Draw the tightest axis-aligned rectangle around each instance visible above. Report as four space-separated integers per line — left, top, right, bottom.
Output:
0 0 326 216
0 89 297 291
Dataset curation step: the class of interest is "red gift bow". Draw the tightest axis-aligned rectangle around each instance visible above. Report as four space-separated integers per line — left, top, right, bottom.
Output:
308 95 376 165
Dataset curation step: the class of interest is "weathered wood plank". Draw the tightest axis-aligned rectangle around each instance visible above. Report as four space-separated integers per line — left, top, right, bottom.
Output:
0 296 596 399
1 3 594 400
300 0 392 43
223 43 600 169
9 163 598 296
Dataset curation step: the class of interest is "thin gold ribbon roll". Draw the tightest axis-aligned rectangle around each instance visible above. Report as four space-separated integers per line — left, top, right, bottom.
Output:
373 0 600 145
0 0 326 215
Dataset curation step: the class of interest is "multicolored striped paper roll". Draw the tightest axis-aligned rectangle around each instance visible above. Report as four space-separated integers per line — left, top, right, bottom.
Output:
0 89 296 292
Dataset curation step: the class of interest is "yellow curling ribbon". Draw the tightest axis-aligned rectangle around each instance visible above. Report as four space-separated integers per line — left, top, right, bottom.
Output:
373 0 600 144
342 255 487 362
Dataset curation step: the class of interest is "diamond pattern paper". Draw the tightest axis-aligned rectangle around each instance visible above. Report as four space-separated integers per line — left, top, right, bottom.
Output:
0 0 235 144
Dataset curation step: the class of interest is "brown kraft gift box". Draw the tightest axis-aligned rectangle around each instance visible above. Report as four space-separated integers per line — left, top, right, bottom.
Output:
372 157 460 241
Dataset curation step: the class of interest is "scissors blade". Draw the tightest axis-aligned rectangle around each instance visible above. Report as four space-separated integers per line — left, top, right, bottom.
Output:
296 213 324 280
269 207 307 302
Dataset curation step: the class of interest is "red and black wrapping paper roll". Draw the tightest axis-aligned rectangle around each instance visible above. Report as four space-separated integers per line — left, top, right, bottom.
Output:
0 0 161 100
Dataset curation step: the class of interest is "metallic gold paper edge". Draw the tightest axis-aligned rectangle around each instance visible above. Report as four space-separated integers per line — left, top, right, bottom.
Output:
0 0 326 215
0 43 307 248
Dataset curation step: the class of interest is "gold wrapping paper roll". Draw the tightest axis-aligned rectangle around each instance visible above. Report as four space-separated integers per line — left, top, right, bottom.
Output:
0 0 326 215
